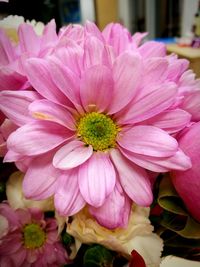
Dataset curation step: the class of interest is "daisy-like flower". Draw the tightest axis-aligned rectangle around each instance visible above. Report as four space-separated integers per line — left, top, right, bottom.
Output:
0 22 192 228
0 203 68 266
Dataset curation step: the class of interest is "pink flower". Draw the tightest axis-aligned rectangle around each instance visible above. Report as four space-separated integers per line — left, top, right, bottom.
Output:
0 19 58 91
171 122 200 222
0 203 68 266
0 22 192 229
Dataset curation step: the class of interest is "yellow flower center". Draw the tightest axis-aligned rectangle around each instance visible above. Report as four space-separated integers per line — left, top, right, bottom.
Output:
77 112 118 151
23 223 46 249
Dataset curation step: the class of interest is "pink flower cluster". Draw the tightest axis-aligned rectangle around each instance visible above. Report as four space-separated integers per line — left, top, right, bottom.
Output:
0 20 200 228
0 203 68 266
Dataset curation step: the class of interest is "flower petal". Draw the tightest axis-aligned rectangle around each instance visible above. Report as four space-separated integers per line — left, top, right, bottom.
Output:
172 122 200 222
78 152 116 207
0 90 40 126
54 170 86 216
139 41 166 58
83 36 105 68
108 51 142 114
25 58 73 107
118 126 178 157
29 99 76 130
181 90 200 122
7 121 73 156
89 181 131 229
145 109 191 134
18 23 40 55
0 29 16 64
110 149 153 206
120 148 191 172
119 83 177 124
141 57 168 87
47 57 81 107
80 64 114 112
53 140 93 170
22 153 60 199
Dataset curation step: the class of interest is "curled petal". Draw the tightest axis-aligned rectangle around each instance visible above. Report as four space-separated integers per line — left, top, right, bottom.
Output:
54 170 86 216
89 181 131 229
78 152 116 207
110 149 153 206
53 141 93 170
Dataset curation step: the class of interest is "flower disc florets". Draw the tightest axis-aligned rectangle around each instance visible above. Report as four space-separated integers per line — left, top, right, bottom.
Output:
23 223 46 249
77 112 118 151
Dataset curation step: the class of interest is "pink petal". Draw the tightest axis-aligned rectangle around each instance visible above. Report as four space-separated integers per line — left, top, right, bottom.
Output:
25 58 73 107
18 23 40 55
172 122 200 222
11 248 27 267
0 119 17 139
4 150 25 162
22 153 60 199
83 36 112 68
80 64 114 112
29 99 76 130
110 149 153 206
0 66 27 91
0 30 16 65
0 203 20 229
54 170 86 216
167 55 189 82
41 19 57 47
145 109 191 134
180 90 200 121
85 21 104 41
139 41 166 58
102 23 132 54
108 51 142 114
47 57 81 107
7 121 73 156
0 233 22 254
132 32 148 46
0 90 40 126
78 152 116 207
141 57 168 87
120 147 191 172
119 83 177 124
89 181 131 229
53 42 83 76
53 140 93 170
118 125 178 157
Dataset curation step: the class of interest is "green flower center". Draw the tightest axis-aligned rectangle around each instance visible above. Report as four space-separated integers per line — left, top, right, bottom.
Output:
23 223 46 249
77 112 118 151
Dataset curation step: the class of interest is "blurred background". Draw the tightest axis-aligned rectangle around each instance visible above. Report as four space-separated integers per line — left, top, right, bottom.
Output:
0 0 199 39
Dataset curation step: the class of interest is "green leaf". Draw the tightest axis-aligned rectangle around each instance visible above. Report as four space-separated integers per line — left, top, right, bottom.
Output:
158 175 187 215
62 232 74 246
83 245 114 267
156 175 200 239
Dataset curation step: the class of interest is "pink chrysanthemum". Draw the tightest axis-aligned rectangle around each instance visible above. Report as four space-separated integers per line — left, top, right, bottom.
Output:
0 19 58 91
0 22 192 228
0 203 68 266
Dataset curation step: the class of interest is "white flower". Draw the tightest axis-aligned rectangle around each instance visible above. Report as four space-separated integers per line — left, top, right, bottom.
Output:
6 171 54 211
67 205 163 267
0 15 44 42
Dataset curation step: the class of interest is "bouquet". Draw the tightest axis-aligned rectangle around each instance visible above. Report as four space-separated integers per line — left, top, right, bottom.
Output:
0 13 200 267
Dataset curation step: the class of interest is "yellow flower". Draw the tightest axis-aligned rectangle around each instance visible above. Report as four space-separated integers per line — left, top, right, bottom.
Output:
67 206 163 267
6 171 54 211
